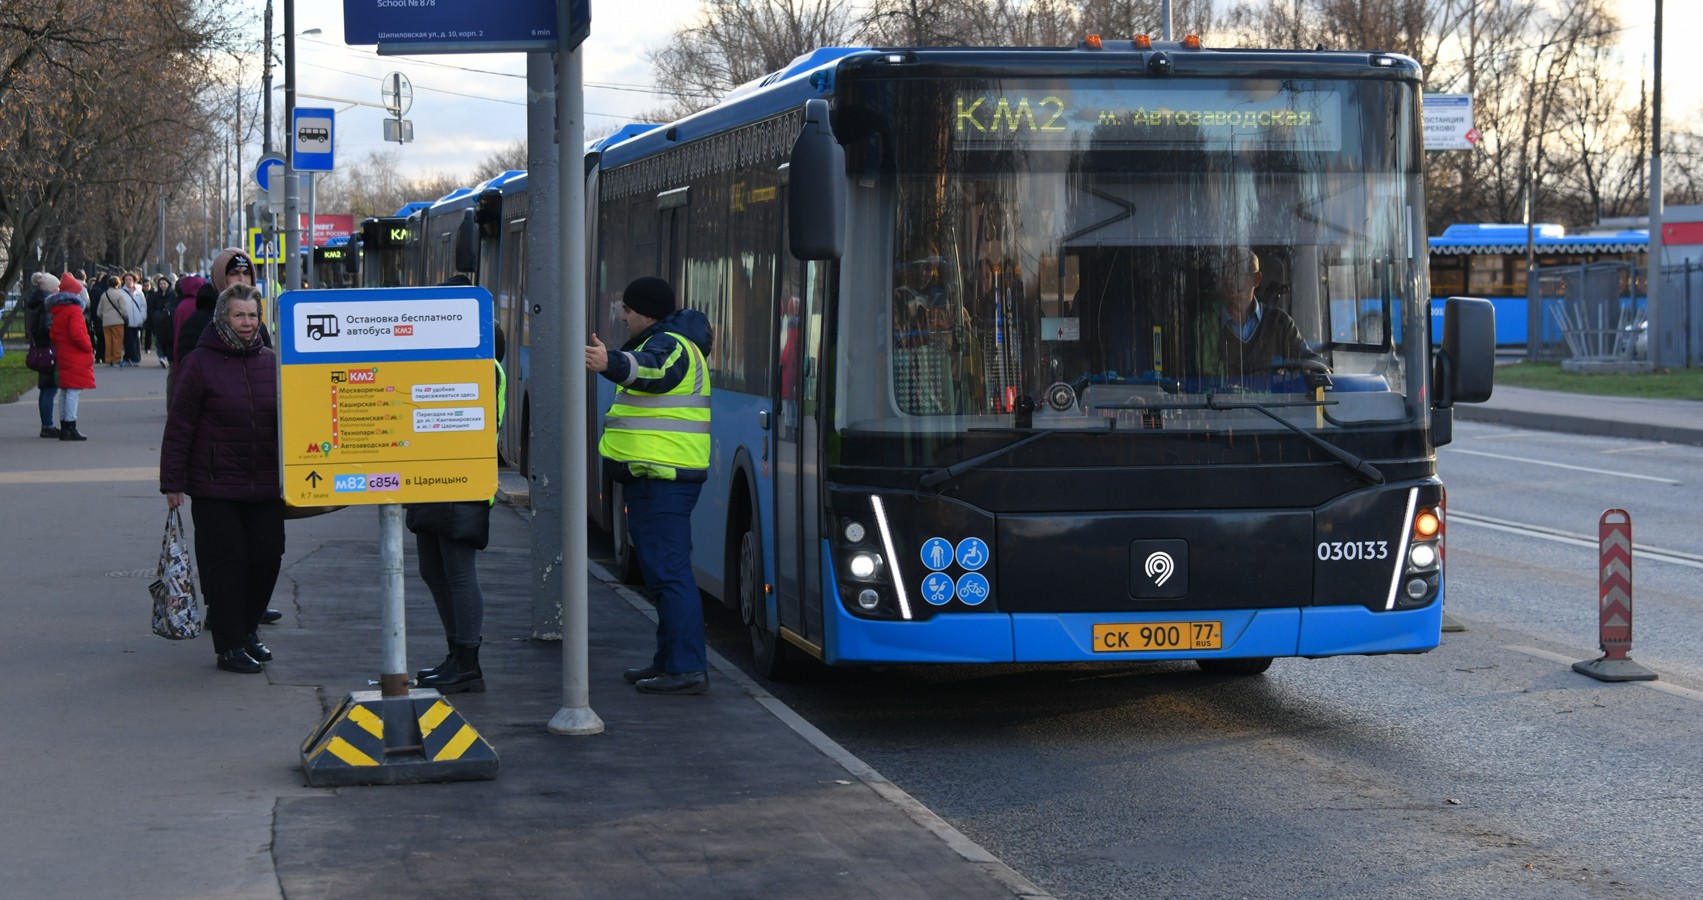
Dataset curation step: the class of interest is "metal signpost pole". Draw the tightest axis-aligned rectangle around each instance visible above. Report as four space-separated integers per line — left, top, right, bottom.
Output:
1648 0 1665 368
283 0 301 296
548 3 601 736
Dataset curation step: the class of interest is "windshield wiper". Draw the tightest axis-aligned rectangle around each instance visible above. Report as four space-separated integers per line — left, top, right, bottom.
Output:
1094 395 1384 485
919 421 1114 490
1205 395 1385 485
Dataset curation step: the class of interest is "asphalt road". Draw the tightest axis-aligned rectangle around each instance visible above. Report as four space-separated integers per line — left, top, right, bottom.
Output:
681 419 1703 900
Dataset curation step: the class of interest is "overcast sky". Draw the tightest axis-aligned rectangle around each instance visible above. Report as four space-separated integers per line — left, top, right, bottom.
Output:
242 1 1697 192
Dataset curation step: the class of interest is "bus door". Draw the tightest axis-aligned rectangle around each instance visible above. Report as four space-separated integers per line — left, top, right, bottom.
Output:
773 257 827 647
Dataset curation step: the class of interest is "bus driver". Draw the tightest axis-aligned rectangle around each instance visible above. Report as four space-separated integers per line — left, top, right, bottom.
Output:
1197 247 1316 381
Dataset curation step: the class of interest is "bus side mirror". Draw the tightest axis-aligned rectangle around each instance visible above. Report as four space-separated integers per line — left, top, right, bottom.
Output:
455 209 479 274
788 98 845 261
1433 296 1495 408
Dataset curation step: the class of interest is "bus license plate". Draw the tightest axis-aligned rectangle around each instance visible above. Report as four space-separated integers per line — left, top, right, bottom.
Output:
1093 621 1222 652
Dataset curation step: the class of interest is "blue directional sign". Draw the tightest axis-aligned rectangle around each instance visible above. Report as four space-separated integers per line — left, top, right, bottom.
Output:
255 152 286 193
292 107 335 173
343 0 588 53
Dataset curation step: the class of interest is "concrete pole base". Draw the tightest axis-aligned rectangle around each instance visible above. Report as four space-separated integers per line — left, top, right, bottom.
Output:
1571 656 1658 683
547 705 605 735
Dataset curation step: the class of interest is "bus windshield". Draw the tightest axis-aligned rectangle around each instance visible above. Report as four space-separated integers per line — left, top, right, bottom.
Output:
837 76 1427 439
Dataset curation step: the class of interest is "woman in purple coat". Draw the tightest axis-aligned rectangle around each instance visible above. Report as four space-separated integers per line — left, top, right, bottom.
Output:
159 284 284 674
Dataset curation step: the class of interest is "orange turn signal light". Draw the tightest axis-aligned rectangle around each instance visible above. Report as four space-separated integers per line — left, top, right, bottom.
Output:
1414 509 1441 539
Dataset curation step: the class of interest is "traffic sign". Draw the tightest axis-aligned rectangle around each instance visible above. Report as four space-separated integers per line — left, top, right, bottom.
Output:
277 286 497 507
292 107 335 172
1422 93 1477 151
248 227 283 265
255 151 286 192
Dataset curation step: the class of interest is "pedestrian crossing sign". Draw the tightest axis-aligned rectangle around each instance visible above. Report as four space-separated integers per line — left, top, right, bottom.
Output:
249 226 283 265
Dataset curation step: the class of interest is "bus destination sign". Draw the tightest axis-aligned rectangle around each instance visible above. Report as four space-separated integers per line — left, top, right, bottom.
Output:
952 86 1343 151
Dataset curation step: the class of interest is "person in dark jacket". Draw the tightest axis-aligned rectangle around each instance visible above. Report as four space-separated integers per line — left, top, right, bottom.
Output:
407 318 507 695
48 273 96 441
160 283 283 674
164 274 208 410
145 274 177 364
23 272 62 437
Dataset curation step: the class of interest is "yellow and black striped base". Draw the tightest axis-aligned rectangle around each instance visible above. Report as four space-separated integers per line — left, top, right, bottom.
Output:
302 688 499 786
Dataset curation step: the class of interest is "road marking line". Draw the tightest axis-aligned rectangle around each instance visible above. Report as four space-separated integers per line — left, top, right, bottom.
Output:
1443 448 1682 485
1504 645 1703 702
1451 511 1703 569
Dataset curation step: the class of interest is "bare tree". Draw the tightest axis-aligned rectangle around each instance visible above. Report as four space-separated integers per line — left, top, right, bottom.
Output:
472 140 529 184
646 0 857 119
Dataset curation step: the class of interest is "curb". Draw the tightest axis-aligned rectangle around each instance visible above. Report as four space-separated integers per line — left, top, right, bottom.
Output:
1455 406 1703 447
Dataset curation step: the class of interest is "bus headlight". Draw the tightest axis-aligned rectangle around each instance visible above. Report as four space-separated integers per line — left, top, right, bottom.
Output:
848 552 880 579
1407 543 1438 570
843 521 867 544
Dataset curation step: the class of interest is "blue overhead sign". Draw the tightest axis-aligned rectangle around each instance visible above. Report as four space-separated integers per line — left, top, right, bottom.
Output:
343 0 588 53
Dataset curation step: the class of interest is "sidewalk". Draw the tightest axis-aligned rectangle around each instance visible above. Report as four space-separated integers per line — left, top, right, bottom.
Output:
0 357 1044 899
1455 384 1703 446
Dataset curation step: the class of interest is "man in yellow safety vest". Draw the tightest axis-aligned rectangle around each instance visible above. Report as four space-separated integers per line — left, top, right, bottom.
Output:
585 276 714 695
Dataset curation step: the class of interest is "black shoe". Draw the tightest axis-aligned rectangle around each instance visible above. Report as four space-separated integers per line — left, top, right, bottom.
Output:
260 608 282 624
416 646 456 684
635 671 708 695
58 420 87 441
216 647 263 674
622 665 663 684
39 426 60 439
243 632 273 662
419 645 484 694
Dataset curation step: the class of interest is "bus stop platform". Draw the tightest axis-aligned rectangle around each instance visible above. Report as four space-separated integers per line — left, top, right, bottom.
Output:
0 360 1044 899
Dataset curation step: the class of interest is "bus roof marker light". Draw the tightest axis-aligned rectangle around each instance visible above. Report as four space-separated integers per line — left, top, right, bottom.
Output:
1133 35 1152 50
870 495 913 620
1181 35 1203 50
1084 34 1103 50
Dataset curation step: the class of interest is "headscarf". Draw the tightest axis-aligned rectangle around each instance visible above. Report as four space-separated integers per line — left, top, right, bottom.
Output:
212 284 264 353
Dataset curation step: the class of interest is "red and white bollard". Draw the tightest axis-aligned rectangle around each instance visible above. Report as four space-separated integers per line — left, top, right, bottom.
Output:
1573 509 1657 682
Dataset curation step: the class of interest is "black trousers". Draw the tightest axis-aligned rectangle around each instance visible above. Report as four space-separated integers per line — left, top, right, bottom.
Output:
189 497 286 653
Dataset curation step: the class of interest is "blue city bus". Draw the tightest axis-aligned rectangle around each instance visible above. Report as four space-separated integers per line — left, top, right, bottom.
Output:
585 39 1496 678
1427 222 1647 348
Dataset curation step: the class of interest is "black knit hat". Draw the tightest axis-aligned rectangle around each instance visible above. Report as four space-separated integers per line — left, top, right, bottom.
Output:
622 276 676 320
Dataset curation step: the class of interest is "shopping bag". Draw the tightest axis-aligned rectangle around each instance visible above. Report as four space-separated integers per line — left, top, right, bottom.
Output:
149 508 203 640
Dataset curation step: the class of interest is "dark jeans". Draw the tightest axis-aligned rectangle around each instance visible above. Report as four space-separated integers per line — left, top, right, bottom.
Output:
624 478 705 674
123 326 141 363
415 531 483 648
189 497 286 653
37 373 56 428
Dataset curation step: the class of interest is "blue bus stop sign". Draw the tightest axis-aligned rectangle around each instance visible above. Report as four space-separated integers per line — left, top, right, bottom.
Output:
293 107 335 173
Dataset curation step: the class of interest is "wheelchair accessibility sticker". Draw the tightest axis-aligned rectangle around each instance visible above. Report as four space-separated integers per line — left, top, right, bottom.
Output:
955 537 989 571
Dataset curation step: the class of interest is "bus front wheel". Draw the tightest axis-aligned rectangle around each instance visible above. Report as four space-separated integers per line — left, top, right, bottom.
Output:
1196 657 1273 676
610 481 643 585
738 521 801 681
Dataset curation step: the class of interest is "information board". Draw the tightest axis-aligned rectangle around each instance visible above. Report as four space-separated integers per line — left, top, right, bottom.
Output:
278 286 496 507
1422 93 1478 151
342 0 587 53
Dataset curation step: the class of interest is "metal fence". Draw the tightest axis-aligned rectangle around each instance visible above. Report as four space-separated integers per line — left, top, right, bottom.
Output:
1655 260 1703 369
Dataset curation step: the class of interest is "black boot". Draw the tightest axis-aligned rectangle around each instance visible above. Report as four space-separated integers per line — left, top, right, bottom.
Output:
243 632 273 662
39 426 60 439
416 640 456 684
58 420 87 441
216 647 263 674
419 644 484 694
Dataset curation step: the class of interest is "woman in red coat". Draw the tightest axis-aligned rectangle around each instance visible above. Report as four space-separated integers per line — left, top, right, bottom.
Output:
47 273 96 441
